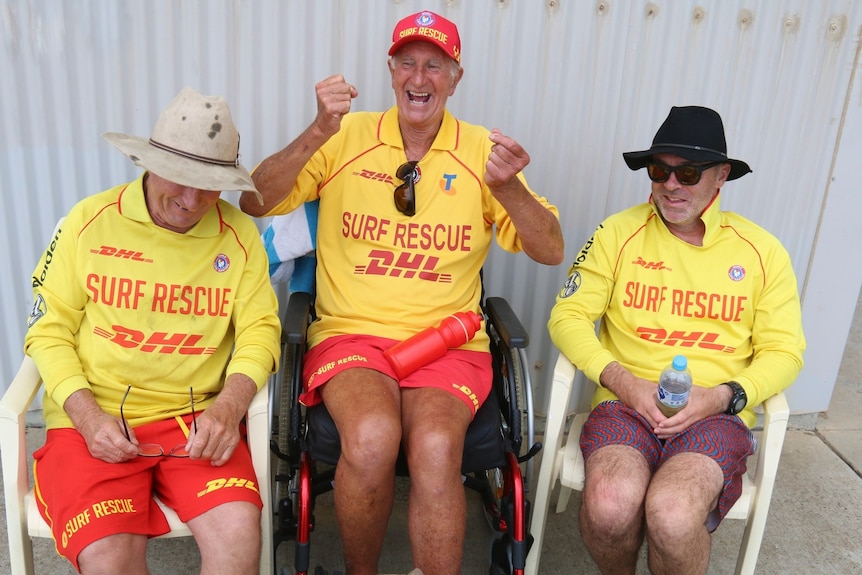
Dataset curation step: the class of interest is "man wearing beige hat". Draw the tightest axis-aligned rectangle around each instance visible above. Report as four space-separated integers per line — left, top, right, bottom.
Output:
243 9 563 575
24 87 280 574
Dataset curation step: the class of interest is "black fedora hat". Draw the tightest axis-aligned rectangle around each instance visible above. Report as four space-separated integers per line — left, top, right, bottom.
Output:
623 106 752 181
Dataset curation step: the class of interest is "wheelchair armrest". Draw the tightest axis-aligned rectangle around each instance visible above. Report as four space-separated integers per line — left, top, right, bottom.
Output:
483 296 529 349
282 291 312 346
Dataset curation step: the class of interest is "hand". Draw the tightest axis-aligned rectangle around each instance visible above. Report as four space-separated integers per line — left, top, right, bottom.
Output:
622 381 675 432
184 398 244 466
77 411 139 463
653 385 729 438
485 129 530 190
65 389 139 463
599 362 670 429
313 74 359 139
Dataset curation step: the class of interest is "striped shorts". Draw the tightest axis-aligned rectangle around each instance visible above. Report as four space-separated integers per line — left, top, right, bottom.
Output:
580 400 756 531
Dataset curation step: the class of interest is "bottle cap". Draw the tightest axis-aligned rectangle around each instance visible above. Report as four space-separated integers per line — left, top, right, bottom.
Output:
672 355 688 370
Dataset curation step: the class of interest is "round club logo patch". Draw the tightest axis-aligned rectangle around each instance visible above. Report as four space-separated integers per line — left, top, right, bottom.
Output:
213 254 230 273
728 265 745 281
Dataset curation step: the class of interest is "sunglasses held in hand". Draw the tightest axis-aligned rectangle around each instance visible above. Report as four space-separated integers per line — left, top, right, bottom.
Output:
120 385 197 457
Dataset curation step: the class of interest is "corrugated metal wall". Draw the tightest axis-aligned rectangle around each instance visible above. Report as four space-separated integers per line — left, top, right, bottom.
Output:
2 0 861 417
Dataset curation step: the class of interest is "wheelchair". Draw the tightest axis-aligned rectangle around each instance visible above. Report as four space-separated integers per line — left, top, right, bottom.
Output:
268 290 541 575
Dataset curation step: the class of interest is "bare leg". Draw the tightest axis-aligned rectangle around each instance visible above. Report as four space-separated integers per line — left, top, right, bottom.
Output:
579 444 651 575
645 452 724 575
401 387 472 575
78 533 150 575
321 368 402 575
188 500 261 575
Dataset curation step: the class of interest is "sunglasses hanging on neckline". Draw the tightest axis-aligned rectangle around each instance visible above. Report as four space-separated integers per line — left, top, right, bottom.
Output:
394 161 418 216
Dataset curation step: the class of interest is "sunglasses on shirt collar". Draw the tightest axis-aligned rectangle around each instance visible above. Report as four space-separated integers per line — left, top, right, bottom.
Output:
394 161 419 216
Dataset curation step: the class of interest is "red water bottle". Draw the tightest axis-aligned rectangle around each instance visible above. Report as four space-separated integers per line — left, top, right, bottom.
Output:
384 311 483 379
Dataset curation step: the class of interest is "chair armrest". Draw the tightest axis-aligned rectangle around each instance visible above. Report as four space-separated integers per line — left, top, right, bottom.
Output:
0 356 42 501
526 352 577 575
731 390 790 574
245 382 272 574
754 391 789 488
0 357 43 421
484 296 529 349
551 351 576 387
1 356 43 571
247 380 268 420
282 291 312 346
552 354 586 492
760 390 790 425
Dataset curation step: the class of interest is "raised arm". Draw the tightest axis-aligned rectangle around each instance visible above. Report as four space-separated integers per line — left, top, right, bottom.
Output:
240 75 358 216
484 129 564 265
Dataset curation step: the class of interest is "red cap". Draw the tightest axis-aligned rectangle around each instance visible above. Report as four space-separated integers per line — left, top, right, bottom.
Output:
388 10 461 64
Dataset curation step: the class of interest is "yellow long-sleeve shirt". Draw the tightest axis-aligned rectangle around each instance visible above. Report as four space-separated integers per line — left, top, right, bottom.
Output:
25 174 281 429
548 196 805 428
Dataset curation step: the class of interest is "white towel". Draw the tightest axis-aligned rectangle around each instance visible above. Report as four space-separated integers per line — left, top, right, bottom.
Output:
262 200 318 291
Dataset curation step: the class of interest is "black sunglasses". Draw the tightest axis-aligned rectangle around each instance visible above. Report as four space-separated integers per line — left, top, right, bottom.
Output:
121 385 197 458
647 160 724 186
394 161 418 216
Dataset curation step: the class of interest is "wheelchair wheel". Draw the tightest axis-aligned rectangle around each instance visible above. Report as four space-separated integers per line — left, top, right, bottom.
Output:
271 342 297 515
505 347 529 462
481 340 531 538
272 337 306 572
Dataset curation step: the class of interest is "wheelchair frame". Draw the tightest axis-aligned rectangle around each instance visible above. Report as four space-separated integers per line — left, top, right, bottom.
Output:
268 291 540 575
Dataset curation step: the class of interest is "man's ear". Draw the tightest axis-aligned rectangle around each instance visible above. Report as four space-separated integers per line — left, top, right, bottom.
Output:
717 162 732 185
450 66 464 96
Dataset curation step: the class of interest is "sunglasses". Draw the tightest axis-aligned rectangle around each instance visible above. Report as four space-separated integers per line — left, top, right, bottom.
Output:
646 160 724 186
394 161 418 216
121 385 197 458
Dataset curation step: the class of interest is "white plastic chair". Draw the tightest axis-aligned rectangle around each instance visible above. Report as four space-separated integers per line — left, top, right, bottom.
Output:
0 355 273 575
526 353 790 575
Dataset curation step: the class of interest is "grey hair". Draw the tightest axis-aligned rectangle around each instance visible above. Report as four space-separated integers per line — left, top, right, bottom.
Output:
390 53 462 82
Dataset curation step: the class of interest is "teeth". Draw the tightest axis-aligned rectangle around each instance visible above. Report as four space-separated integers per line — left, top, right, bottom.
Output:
408 91 430 98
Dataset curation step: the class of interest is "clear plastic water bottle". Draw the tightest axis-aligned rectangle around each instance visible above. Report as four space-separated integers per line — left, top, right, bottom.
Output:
656 354 692 417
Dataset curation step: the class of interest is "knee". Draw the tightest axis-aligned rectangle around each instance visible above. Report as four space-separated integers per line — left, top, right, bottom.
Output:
404 426 463 476
581 479 645 538
78 533 148 574
644 489 701 544
218 504 261 540
193 502 261 566
339 414 401 470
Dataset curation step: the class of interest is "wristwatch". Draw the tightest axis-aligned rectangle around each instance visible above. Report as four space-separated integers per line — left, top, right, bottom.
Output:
722 381 747 415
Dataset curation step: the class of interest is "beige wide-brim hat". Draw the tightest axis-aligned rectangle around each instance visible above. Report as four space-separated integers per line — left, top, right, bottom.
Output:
103 86 262 203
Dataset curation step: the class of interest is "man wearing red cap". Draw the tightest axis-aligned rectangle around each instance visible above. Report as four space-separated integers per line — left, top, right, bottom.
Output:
243 10 563 575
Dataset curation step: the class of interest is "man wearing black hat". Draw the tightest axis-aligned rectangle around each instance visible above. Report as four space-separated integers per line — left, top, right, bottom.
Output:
548 106 805 573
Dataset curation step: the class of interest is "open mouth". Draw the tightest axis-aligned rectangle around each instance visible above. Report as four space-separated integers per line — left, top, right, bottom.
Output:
407 90 431 104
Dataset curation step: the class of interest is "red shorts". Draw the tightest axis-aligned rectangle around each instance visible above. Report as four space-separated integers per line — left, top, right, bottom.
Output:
580 401 756 531
301 334 493 417
33 414 262 571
